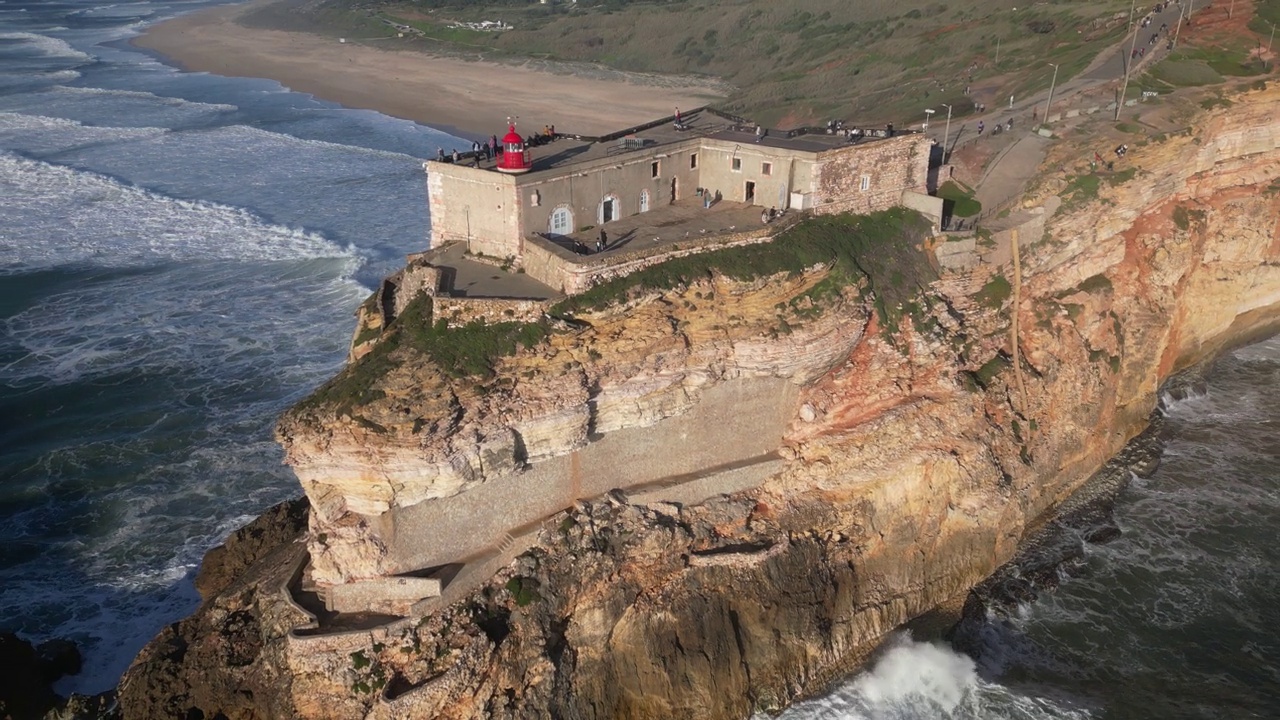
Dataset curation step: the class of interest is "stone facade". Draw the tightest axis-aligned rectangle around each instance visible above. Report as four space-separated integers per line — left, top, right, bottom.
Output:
520 225 780 296
813 134 930 215
425 132 932 270
431 297 550 328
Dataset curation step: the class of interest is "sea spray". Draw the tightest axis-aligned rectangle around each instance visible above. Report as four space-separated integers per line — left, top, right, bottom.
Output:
770 634 1092 720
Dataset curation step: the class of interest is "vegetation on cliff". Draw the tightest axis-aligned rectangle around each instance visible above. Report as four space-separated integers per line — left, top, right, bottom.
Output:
552 207 934 317
293 209 934 417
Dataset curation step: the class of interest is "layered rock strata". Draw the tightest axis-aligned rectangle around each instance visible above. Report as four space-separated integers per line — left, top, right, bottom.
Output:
119 83 1280 719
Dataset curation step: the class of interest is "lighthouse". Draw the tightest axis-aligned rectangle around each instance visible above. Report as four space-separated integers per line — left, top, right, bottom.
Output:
495 121 531 174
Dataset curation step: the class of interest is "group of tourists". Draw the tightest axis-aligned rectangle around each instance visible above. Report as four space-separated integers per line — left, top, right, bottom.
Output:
433 124 559 168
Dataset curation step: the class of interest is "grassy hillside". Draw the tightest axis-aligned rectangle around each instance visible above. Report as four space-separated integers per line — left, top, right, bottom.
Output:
274 0 1274 126
363 0 1134 125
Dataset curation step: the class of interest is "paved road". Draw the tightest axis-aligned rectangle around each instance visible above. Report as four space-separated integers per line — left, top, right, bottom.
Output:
945 1 1198 220
1085 2 1185 81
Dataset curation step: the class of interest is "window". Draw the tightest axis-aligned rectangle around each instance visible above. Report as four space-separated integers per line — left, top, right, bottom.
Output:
640 189 650 213
731 157 742 172
530 190 540 207
860 175 871 191
690 153 698 169
651 161 660 178
761 162 772 176
549 206 573 235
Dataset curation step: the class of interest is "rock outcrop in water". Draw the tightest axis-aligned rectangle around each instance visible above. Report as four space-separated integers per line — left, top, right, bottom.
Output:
118 83 1280 719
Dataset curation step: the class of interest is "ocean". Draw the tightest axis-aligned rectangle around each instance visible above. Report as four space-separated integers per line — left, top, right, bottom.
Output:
0 0 459 694
1 1 1278 716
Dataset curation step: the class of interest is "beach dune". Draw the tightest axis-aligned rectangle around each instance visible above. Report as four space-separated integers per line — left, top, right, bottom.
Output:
133 0 728 140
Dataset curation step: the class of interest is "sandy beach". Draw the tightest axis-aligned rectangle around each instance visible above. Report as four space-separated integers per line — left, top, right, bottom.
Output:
132 0 727 140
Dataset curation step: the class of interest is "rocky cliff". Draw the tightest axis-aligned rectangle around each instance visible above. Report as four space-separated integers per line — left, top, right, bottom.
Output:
118 82 1280 719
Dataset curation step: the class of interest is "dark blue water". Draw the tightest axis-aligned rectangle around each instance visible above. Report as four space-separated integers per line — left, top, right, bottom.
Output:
3 1 1279 713
773 337 1280 719
0 0 462 693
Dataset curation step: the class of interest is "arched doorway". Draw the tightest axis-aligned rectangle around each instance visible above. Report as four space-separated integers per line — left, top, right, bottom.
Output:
598 195 618 225
549 206 573 236
670 177 678 203
639 189 650 213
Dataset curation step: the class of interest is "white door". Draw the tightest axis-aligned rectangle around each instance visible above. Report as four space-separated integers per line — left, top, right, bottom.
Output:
639 189 650 213
550 207 572 235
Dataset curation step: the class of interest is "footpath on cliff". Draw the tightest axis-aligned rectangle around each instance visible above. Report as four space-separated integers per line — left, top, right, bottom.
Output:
944 0 1196 218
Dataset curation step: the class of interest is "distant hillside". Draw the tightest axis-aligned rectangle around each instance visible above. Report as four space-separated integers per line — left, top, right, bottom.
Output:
258 0 1274 127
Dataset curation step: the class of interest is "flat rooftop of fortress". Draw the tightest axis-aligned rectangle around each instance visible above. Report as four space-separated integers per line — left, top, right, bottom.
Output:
473 109 895 177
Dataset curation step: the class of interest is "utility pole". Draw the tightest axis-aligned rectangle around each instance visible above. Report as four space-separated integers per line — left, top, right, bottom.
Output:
1172 1 1185 49
1270 21 1276 54
1044 63 1060 124
995 37 1001 65
941 104 953 161
1229 0 1235 19
1116 4 1143 120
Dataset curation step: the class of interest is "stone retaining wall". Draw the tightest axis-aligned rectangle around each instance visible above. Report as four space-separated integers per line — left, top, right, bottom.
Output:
520 226 782 295
431 297 551 328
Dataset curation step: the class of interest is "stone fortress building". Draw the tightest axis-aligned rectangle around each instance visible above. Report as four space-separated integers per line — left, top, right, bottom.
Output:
292 108 943 622
424 108 937 294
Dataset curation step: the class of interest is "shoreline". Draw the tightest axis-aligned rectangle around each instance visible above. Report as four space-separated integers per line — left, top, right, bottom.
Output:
130 0 728 142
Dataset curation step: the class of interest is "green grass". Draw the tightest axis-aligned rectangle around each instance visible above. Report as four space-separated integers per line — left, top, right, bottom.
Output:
937 180 983 217
552 209 936 333
1077 273 1112 294
296 294 548 414
970 354 1010 389
1105 167 1136 186
1149 60 1225 87
1249 0 1280 35
299 209 936 415
975 273 1012 309
340 0 1138 127
1060 172 1102 210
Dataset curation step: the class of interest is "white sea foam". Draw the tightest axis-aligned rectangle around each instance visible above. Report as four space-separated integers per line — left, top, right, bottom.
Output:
74 4 156 19
0 31 93 61
0 87 236 132
769 635 1093 720
0 111 168 150
0 152 354 273
50 85 239 113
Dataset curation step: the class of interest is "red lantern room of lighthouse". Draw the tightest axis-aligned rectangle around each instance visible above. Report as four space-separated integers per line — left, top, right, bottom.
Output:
496 122 531 174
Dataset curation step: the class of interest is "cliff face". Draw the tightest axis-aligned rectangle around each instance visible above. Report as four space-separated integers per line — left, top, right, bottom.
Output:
119 84 1280 720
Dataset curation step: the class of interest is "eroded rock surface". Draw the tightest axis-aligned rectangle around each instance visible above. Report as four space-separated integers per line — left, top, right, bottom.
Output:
119 83 1280 719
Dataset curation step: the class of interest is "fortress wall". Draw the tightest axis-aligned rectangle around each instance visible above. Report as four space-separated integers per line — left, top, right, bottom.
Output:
384 376 798 575
515 144 702 236
697 143 811 208
813 134 931 215
520 237 573 293
522 227 778 296
426 162 520 259
394 263 444 317
432 297 551 328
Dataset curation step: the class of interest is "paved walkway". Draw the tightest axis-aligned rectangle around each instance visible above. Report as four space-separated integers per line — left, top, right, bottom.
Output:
953 2 1194 218
432 242 560 299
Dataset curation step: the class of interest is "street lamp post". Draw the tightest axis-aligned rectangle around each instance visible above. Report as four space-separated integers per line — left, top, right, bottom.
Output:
1116 7 1144 120
1270 21 1276 53
1044 62 1060 124
923 108 935 132
941 104 953 160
